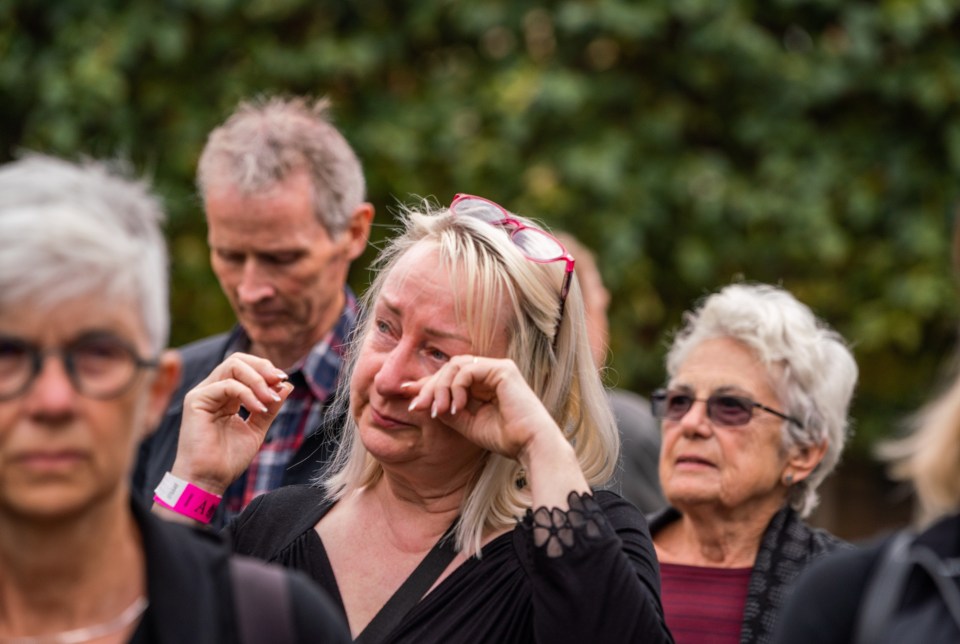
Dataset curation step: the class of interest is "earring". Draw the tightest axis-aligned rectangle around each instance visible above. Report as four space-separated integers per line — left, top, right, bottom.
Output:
515 469 527 490
784 473 794 486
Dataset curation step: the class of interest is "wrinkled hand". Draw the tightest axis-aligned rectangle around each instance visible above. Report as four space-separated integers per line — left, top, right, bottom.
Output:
405 355 590 510
404 355 563 462
171 353 292 494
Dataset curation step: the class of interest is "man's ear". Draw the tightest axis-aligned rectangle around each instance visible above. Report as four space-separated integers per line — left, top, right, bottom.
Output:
343 202 374 262
141 349 182 441
782 440 828 487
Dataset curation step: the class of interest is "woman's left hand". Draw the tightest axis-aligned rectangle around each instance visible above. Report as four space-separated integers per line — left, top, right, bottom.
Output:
405 355 558 459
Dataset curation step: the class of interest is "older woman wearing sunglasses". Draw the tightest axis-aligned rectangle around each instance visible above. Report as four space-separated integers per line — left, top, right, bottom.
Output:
648 283 858 644
164 196 673 643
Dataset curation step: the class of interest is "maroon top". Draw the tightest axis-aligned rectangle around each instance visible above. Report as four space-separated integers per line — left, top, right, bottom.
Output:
660 561 752 644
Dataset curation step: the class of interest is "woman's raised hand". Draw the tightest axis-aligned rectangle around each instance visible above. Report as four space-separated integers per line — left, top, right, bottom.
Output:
171 353 293 495
405 355 557 459
404 355 589 509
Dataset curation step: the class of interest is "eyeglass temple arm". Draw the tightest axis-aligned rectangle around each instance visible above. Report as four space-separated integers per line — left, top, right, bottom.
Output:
755 402 804 428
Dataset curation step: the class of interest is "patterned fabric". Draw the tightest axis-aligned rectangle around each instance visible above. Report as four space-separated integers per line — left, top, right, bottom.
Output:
660 562 752 644
649 505 849 644
220 290 358 522
526 491 605 558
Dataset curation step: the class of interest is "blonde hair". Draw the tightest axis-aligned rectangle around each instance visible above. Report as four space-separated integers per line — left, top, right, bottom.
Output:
881 215 960 525
323 201 618 556
881 365 960 524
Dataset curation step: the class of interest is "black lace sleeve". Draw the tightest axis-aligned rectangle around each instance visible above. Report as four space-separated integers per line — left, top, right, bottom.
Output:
518 490 674 643
524 491 606 558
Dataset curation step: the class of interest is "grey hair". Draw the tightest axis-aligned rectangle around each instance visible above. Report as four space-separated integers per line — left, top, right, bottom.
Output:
323 201 619 557
0 155 169 353
196 96 366 236
666 283 858 517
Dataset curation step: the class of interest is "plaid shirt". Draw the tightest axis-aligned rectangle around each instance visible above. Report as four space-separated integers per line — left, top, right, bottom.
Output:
219 289 358 523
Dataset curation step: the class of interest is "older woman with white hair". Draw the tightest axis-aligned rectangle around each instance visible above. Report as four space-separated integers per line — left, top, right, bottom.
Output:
164 195 673 643
648 282 857 644
0 155 348 643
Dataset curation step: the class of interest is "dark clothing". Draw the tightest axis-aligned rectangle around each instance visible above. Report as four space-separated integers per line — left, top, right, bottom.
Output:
132 323 347 530
773 512 960 644
606 388 667 514
649 505 848 644
227 485 674 644
127 498 349 643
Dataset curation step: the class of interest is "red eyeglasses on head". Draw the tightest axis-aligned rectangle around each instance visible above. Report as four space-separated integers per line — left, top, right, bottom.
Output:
450 194 575 346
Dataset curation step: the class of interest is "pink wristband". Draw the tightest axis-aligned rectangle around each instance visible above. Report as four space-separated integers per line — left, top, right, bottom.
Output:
153 472 222 524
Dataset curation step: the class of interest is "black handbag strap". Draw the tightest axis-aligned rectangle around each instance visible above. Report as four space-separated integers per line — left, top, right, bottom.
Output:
854 531 960 644
854 532 913 644
354 521 459 644
911 544 960 628
230 556 294 644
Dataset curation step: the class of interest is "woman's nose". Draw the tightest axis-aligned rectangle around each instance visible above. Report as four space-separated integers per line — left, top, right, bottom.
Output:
23 355 77 420
678 399 712 437
373 343 420 398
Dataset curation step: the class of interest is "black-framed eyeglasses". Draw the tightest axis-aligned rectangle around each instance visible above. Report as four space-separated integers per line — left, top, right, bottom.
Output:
0 333 159 401
650 388 804 428
450 194 575 344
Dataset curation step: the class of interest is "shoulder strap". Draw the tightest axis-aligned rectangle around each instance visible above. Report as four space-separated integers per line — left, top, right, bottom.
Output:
910 544 960 628
354 523 459 644
854 531 960 644
854 532 914 644
230 556 295 644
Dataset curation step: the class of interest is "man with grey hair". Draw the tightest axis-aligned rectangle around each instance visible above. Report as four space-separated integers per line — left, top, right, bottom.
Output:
134 96 374 528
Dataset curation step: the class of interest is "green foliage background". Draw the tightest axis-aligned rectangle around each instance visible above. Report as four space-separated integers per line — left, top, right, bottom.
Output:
4 0 960 454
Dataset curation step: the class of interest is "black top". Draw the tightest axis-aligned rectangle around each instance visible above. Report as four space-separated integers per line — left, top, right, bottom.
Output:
773 512 960 644
227 485 673 644
124 498 349 644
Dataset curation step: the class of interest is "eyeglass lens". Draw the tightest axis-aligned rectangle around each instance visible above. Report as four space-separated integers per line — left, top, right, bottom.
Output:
653 391 756 426
0 334 150 400
451 197 567 262
511 228 566 263
451 197 507 224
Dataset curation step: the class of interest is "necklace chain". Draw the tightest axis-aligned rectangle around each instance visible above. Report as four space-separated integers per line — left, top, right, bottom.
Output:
0 596 148 644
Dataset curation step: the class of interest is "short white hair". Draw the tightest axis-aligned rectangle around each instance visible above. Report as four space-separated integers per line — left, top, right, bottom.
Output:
666 283 858 517
0 155 169 353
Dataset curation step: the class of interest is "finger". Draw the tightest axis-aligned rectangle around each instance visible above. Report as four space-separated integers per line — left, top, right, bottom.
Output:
202 355 286 409
400 379 425 404
444 357 481 416
202 352 288 387
406 371 441 412
190 378 272 416
408 378 439 415
246 380 294 433
427 361 466 418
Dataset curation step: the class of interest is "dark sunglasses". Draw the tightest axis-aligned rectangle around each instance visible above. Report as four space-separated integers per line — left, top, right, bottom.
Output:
650 388 804 428
450 194 575 345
